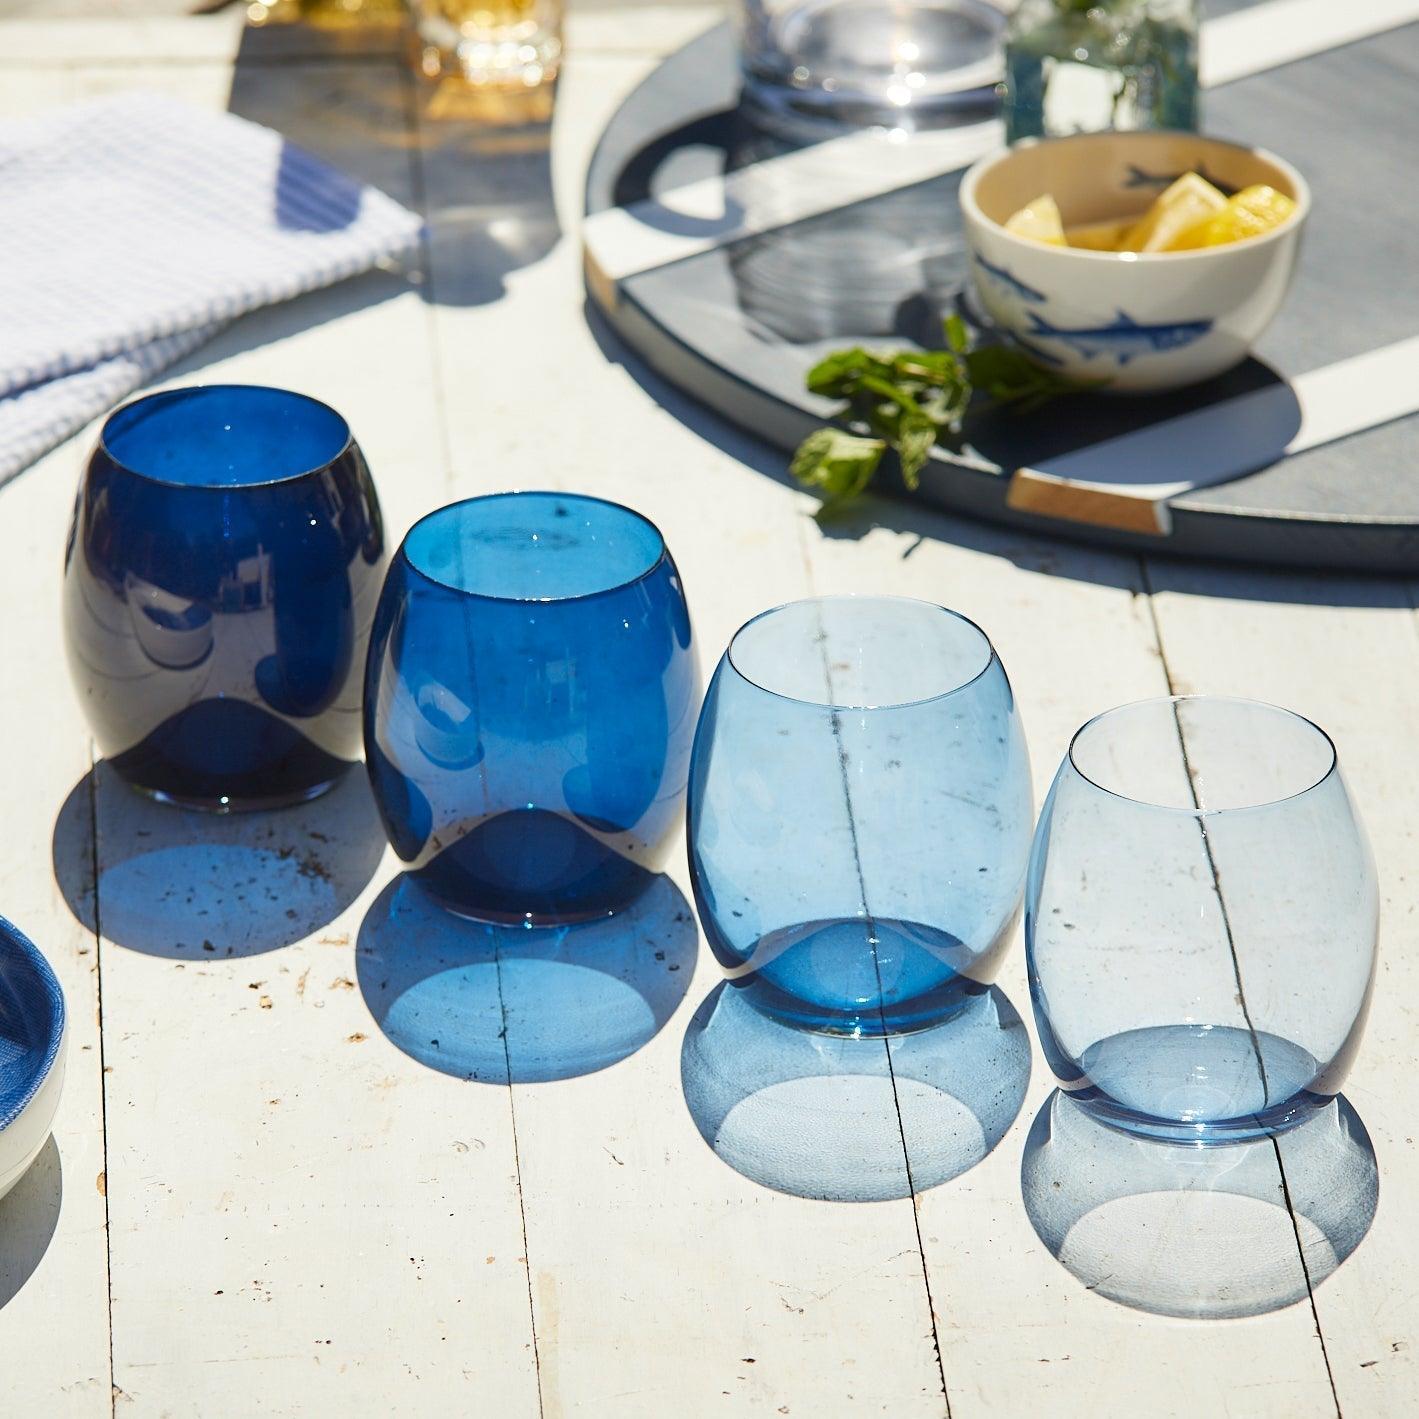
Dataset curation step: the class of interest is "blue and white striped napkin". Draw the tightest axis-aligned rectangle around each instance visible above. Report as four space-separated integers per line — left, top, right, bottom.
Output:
0 91 423 485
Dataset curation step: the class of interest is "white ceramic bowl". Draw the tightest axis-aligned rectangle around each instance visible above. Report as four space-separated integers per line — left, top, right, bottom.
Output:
0 916 66 1203
959 130 1310 392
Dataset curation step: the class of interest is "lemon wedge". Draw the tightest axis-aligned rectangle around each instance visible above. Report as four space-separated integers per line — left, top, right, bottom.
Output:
1004 194 1067 246
1118 172 1229 253
1066 218 1131 251
1169 184 1297 250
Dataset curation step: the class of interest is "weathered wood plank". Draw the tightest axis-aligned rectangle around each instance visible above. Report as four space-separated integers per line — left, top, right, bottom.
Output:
1 7 1413 1418
409 50 952 1418
804 511 1341 1418
0 441 113 1417
1146 561 1419 1418
49 57 541 1414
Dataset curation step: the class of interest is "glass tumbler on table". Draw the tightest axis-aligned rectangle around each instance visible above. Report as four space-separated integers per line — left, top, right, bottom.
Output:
63 385 385 811
1027 696 1378 1143
687 596 1033 1037
363 492 698 924
247 0 404 27
734 0 1006 132
1001 0 1199 144
409 0 563 91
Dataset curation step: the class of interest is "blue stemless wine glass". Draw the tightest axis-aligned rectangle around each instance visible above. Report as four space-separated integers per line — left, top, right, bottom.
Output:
63 385 385 810
688 596 1033 1036
1027 695 1379 1143
363 492 698 924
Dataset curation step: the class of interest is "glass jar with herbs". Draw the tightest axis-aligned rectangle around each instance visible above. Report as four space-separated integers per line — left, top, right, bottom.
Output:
1001 0 1199 144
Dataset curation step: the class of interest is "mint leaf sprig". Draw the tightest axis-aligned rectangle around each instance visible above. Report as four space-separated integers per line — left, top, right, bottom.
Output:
790 315 1078 515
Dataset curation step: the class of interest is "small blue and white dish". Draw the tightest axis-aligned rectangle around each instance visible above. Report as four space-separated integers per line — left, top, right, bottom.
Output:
0 915 66 1202
960 130 1309 392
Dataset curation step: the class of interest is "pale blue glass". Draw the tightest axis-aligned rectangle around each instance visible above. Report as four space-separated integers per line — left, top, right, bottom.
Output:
1027 696 1378 1144
688 596 1033 1036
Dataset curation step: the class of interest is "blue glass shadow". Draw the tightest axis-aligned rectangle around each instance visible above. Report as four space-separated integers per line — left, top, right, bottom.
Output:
364 492 698 924
274 141 363 233
64 385 385 811
52 763 386 958
0 1137 61 1310
681 981 1029 1201
356 872 697 1083
1020 1089 1378 1319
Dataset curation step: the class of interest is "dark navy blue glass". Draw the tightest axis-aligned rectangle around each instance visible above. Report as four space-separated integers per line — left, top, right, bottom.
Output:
63 385 385 810
688 596 1033 1036
363 492 698 924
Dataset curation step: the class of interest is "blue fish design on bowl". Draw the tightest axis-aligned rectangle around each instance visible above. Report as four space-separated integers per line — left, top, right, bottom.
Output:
1123 162 1238 197
960 129 1309 392
1023 309 1213 365
972 252 1047 304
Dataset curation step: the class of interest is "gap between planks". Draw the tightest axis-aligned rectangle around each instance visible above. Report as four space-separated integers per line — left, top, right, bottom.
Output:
84 745 121 1417
401 44 548 1419
1139 555 1343 1419
793 512 953 1419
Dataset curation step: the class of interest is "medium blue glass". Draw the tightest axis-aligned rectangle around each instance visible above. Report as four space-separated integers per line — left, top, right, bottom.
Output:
688 596 1033 1036
363 492 698 924
63 385 385 810
1027 696 1379 1144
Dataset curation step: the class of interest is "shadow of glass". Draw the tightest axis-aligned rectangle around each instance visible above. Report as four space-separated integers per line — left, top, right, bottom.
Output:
681 982 1029 1202
228 20 561 307
356 873 696 1083
0 1136 62 1310
1020 1089 1378 1319
52 763 387 958
609 109 746 240
725 117 969 348
415 112 561 307
228 28 418 192
274 139 364 231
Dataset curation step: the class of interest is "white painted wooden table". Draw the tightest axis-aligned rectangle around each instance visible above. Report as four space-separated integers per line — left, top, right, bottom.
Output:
0 5 1415 1415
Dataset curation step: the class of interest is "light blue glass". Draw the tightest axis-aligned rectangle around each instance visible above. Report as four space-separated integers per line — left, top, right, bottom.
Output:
688 596 1033 1036
1028 696 1378 1144
363 492 698 924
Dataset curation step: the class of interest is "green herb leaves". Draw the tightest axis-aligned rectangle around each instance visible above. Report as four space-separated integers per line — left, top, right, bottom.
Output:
789 429 886 505
791 316 1078 514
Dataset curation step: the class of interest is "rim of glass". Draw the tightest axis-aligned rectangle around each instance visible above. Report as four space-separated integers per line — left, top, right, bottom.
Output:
1066 693 1339 815
399 490 671 604
98 384 354 490
725 594 997 710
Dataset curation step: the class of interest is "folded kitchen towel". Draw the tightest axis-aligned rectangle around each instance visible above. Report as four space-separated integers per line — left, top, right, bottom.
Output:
0 90 423 484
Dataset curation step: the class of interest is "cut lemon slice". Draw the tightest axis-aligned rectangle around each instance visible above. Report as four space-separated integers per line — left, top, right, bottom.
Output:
1066 218 1131 251
1169 184 1297 250
1118 172 1229 253
1004 194 1067 246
